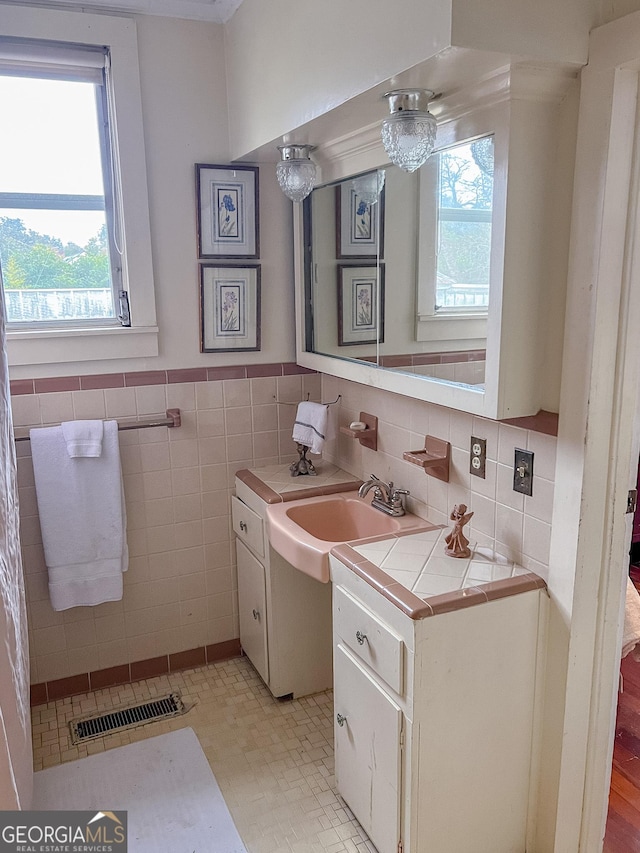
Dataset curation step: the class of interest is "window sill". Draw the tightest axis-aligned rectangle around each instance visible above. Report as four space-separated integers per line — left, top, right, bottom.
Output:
415 313 488 345
7 325 159 366
417 311 489 322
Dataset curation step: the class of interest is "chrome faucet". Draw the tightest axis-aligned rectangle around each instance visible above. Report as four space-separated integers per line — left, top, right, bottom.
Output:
358 474 410 517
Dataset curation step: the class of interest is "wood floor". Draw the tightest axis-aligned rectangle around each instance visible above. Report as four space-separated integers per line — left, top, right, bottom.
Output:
604 570 640 852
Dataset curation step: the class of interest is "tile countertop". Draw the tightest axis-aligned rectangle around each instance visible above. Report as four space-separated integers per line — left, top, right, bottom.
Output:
331 528 547 620
236 462 361 504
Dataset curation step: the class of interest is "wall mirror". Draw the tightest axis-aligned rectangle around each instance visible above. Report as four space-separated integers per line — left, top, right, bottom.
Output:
293 71 572 420
304 136 494 390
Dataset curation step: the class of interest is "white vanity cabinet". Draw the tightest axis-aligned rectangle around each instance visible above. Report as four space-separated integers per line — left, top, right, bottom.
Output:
334 641 403 853
330 555 547 853
233 473 334 699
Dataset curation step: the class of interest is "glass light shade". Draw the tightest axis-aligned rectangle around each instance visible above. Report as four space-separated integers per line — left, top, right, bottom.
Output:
276 145 317 202
381 89 437 173
351 170 386 205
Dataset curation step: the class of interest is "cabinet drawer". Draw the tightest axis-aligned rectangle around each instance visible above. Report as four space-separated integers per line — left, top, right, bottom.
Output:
333 585 404 695
231 495 265 558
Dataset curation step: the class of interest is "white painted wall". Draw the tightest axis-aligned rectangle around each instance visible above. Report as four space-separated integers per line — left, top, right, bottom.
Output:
224 0 595 159
223 0 453 159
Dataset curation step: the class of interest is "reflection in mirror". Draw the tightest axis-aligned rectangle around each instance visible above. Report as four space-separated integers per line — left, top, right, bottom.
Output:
304 135 495 390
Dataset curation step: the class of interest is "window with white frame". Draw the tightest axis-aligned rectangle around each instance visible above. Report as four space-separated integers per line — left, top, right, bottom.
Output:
0 40 127 328
0 8 157 367
417 134 494 327
435 136 493 312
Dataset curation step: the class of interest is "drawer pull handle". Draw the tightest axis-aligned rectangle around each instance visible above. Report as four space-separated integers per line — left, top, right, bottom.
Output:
239 521 248 532
252 609 260 620
336 713 347 727
355 630 367 645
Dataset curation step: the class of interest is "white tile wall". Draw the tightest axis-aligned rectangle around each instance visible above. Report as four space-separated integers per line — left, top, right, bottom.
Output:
13 369 555 685
321 376 556 576
13 373 319 684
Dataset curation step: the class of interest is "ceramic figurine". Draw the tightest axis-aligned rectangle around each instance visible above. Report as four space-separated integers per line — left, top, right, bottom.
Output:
289 443 317 477
444 503 474 558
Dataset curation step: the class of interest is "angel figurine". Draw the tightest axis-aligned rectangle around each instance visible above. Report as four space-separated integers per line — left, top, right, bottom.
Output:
444 503 474 558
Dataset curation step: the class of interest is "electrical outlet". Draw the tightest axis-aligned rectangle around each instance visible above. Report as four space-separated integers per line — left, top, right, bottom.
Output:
513 448 534 496
470 436 486 478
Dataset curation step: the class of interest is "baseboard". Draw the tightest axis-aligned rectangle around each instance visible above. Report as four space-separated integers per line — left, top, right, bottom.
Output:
30 638 241 706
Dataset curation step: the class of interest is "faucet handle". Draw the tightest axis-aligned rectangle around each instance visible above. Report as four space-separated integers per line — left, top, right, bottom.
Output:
390 487 410 507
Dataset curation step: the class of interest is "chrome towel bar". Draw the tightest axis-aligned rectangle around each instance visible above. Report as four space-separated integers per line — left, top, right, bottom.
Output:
13 408 181 442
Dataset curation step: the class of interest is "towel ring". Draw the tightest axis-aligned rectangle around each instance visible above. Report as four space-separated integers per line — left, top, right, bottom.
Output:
273 394 341 406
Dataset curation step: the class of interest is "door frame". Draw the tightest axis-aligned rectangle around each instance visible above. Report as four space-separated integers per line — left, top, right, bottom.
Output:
545 12 640 850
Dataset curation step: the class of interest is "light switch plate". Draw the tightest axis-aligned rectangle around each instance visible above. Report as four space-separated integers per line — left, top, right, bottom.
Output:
470 436 486 478
513 448 534 496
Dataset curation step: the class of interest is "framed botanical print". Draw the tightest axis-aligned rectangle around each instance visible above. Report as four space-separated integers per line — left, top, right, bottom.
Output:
200 264 261 352
337 264 385 346
336 179 385 260
196 164 259 259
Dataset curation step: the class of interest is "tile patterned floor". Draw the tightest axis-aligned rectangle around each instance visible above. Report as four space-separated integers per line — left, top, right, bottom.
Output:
31 655 375 853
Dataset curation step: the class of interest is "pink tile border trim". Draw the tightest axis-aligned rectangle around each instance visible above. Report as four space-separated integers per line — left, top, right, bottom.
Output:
331 542 548 620
10 363 317 396
30 639 241 706
378 349 486 368
34 376 81 393
9 364 558 437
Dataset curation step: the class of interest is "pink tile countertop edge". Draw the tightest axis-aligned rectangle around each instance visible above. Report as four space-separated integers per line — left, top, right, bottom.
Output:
331 539 547 620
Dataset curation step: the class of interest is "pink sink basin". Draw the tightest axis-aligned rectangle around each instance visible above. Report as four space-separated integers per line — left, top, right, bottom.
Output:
266 492 432 583
285 497 402 542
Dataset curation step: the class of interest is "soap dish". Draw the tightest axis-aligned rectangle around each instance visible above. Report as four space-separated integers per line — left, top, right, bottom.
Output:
403 435 451 482
339 412 378 451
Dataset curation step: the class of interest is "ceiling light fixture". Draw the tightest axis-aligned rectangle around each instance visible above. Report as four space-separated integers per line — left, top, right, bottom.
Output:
276 144 317 202
381 89 437 173
351 169 386 205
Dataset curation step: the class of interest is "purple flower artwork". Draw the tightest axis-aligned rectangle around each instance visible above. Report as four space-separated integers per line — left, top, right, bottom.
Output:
355 284 372 327
216 189 239 239
354 197 372 241
220 285 240 332
336 180 384 260
338 264 384 347
201 265 260 352
197 165 258 259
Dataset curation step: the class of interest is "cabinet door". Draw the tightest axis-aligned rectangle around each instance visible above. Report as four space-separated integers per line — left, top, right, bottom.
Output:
236 538 269 686
334 643 402 853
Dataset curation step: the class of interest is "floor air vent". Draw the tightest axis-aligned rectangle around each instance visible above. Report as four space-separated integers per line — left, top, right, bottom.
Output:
69 693 186 744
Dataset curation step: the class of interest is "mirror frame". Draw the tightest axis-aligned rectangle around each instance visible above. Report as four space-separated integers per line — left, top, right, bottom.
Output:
293 66 574 419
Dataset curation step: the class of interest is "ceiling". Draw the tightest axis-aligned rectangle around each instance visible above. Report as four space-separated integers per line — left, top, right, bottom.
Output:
2 0 245 24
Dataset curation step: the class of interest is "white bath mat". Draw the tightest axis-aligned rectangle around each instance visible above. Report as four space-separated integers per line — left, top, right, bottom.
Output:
32 727 247 853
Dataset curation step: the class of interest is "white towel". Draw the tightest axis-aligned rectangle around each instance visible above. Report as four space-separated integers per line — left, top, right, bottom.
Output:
622 577 640 661
30 420 128 611
292 402 328 455
61 419 104 458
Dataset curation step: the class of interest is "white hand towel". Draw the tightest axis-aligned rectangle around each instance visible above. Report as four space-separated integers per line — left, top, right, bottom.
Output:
292 401 329 455
61 419 104 458
30 420 128 611
622 577 640 661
